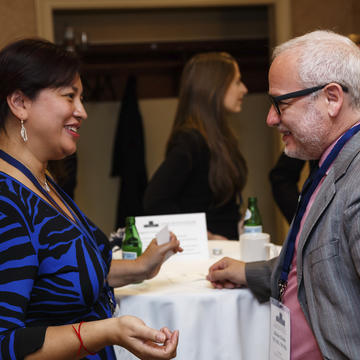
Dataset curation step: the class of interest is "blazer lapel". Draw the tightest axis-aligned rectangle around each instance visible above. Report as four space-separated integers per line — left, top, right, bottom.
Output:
296 130 360 279
297 172 336 256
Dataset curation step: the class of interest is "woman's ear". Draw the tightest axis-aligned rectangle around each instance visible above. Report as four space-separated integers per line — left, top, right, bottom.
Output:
324 83 344 117
6 90 30 120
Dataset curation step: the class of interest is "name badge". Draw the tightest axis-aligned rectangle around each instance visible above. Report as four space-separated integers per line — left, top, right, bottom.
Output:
270 297 290 360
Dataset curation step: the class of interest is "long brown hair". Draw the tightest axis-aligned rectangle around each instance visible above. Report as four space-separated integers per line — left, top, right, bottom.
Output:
167 52 247 206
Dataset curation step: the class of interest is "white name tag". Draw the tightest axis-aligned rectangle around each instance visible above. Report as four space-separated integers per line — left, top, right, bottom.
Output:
270 297 290 360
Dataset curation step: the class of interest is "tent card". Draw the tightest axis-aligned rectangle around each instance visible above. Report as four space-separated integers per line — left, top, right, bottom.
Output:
135 213 209 260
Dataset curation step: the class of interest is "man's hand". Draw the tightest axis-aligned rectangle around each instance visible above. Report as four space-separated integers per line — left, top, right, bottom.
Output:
207 257 247 289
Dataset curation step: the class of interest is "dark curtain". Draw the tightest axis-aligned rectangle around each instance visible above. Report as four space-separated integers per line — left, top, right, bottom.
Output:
111 75 148 228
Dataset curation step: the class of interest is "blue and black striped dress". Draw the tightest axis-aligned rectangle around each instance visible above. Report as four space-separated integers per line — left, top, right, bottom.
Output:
0 172 117 359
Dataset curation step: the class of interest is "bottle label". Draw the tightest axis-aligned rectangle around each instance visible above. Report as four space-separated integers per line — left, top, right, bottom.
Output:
244 208 251 221
244 225 263 233
122 251 138 260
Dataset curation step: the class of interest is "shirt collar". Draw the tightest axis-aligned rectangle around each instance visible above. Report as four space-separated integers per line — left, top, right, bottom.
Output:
318 120 360 168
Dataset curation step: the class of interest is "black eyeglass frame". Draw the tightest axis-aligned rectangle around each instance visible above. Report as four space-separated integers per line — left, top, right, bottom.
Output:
268 83 349 115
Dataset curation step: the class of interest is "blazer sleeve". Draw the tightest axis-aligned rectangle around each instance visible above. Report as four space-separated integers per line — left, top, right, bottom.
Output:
245 256 279 303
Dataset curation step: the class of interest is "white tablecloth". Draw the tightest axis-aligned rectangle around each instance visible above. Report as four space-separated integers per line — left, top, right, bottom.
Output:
114 241 270 360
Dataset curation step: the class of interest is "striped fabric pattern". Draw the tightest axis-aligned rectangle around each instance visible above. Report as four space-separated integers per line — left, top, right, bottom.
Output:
0 173 116 359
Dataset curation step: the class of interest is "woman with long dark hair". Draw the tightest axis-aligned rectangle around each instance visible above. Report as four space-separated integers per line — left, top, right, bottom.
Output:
144 52 248 240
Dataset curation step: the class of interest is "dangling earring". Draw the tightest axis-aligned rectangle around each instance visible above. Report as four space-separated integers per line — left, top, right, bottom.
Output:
20 120 28 142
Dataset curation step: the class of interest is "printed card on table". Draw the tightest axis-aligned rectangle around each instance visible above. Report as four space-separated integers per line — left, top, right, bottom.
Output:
135 213 209 260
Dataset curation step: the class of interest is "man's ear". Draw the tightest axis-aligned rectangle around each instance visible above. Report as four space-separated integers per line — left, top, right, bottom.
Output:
6 90 30 120
324 83 344 117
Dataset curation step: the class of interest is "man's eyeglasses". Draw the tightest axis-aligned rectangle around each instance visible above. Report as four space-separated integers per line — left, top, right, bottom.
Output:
268 83 349 115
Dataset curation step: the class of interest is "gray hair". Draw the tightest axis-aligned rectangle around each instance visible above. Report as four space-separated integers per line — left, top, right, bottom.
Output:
273 30 360 109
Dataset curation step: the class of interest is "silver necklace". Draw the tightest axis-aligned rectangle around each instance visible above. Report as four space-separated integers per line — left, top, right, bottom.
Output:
42 178 51 192
35 174 51 192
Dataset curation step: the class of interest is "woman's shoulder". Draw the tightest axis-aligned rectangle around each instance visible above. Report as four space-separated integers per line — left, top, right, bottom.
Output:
0 172 26 199
169 128 207 150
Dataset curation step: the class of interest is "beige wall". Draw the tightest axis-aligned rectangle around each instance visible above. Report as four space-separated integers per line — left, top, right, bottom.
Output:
0 0 37 48
75 99 177 236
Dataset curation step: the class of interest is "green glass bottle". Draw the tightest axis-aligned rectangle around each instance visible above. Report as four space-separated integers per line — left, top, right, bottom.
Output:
243 197 263 233
122 216 142 259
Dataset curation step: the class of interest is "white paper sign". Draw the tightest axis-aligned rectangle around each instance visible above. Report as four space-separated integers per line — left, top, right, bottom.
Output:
135 213 209 260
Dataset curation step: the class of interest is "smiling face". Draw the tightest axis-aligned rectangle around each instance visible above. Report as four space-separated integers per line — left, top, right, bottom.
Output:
223 62 248 113
24 75 87 161
266 53 331 160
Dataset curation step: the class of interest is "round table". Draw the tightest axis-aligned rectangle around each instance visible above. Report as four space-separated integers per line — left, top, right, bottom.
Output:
113 241 271 360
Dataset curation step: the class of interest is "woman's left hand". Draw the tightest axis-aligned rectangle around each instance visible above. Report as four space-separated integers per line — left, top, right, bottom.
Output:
115 315 179 360
139 232 183 279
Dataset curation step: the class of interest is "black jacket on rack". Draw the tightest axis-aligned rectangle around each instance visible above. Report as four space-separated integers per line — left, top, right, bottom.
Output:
111 76 147 228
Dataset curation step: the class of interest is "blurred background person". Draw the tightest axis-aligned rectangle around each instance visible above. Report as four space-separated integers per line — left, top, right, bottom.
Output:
144 52 248 240
0 38 180 360
269 152 317 224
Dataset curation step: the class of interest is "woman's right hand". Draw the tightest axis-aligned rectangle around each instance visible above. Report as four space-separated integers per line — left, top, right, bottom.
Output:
138 232 183 280
114 315 179 360
107 232 182 287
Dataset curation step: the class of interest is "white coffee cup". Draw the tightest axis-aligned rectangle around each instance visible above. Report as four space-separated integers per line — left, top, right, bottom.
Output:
239 232 275 262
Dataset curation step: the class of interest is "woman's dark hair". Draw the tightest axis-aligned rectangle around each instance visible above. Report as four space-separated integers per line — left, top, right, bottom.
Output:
167 52 247 206
0 38 81 131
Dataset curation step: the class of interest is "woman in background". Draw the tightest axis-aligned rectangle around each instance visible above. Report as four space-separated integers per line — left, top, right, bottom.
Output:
144 52 248 240
0 38 180 360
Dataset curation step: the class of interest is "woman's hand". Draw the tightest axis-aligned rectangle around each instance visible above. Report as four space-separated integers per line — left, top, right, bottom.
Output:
108 233 182 287
138 232 183 280
25 316 178 360
115 315 179 360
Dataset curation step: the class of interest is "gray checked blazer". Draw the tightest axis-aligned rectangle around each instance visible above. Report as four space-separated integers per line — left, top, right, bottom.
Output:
246 129 360 359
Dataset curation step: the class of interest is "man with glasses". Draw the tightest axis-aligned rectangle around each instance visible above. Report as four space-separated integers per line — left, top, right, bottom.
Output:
207 30 360 359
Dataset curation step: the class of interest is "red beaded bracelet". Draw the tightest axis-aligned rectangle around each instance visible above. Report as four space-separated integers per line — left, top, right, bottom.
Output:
72 321 96 356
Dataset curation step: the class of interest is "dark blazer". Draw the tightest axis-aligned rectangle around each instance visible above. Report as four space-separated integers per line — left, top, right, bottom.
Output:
246 130 360 359
144 129 240 239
